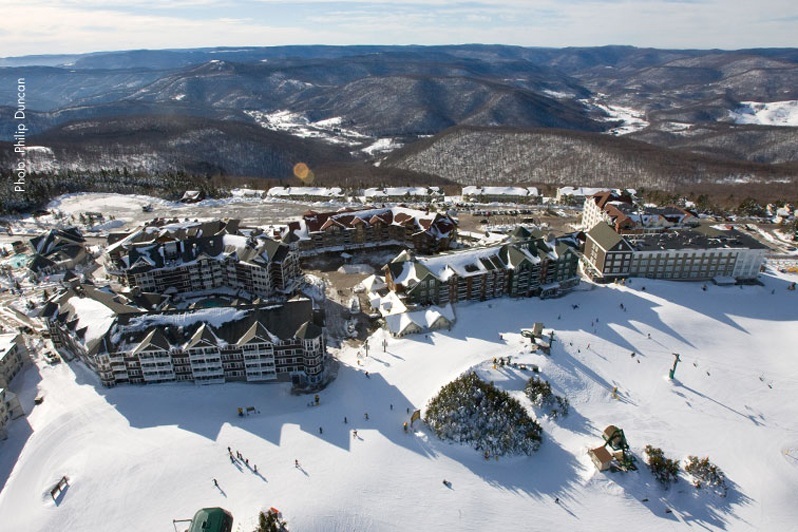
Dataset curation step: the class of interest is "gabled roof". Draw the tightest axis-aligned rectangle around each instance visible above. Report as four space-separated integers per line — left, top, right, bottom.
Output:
237 321 276 345
587 223 630 252
187 324 219 349
132 328 172 355
296 321 323 340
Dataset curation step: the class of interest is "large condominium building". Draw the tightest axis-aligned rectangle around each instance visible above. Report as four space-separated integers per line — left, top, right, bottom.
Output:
42 285 327 388
383 230 581 305
28 226 91 276
582 191 697 233
106 219 300 298
584 222 767 282
0 333 25 440
0 387 23 440
362 187 445 203
283 206 457 255
461 186 540 204
0 333 25 389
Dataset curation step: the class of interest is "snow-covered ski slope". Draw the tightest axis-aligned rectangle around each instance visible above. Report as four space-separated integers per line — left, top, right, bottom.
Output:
2 273 798 531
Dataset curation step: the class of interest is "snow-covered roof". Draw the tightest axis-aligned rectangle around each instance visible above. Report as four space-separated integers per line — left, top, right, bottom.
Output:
63 295 118 348
266 186 344 198
363 187 443 198
0 333 19 363
384 304 455 335
286 206 456 243
462 186 539 197
372 291 408 317
557 186 614 197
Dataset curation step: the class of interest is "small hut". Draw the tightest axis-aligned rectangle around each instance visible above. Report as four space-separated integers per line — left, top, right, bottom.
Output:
588 446 614 472
188 507 233 532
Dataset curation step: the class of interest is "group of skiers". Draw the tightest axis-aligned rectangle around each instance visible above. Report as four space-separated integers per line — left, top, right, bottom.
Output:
227 446 258 474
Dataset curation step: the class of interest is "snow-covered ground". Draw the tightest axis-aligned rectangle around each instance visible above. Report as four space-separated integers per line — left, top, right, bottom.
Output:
2 272 798 530
728 100 798 127
245 109 407 156
245 110 371 147
584 98 650 135
0 193 352 238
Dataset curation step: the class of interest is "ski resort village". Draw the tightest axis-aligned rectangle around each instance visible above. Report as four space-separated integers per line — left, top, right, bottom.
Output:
0 188 797 531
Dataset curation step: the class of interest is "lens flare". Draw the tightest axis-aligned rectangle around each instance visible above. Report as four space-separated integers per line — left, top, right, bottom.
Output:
293 162 315 184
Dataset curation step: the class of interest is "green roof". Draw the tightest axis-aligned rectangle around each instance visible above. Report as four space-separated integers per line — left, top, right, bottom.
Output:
587 222 625 251
189 507 233 532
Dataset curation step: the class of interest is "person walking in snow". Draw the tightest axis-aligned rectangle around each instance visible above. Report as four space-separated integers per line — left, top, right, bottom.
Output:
364 412 369 420
353 429 358 438
344 416 348 424
213 478 218 487
254 464 258 473
295 459 300 468
319 426 323 434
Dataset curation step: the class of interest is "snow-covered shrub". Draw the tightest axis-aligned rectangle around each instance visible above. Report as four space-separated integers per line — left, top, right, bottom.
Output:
524 376 570 418
425 372 542 456
684 455 727 496
644 445 679 486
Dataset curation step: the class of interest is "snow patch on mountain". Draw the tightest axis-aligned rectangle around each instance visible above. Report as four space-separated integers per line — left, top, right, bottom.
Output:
728 100 798 126
245 110 370 147
582 98 649 135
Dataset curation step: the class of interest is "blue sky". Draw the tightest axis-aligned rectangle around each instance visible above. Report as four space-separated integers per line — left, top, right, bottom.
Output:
2 0 797 57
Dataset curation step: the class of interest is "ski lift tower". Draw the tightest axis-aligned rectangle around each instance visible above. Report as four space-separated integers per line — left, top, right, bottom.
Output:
602 425 637 471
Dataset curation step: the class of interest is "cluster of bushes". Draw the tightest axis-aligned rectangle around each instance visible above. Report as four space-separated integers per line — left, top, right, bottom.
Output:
644 446 727 496
524 376 570 419
644 445 680 486
425 372 542 457
684 455 728 496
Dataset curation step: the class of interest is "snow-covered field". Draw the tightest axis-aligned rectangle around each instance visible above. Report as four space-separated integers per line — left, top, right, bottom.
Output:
728 100 798 127
584 98 649 135
2 272 798 530
0 193 350 238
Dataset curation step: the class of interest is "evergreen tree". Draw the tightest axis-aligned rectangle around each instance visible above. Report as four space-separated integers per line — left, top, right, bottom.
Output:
254 509 288 532
524 376 570 418
644 445 679 486
425 372 542 456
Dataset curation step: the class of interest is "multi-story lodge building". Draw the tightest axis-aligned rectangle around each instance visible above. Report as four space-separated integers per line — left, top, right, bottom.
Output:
266 186 345 201
0 333 25 440
106 219 300 298
362 187 445 203
461 186 540 204
383 231 581 305
283 206 457 255
584 222 767 282
582 191 698 233
0 387 23 440
28 226 91 276
555 187 616 205
42 284 327 387
0 333 25 389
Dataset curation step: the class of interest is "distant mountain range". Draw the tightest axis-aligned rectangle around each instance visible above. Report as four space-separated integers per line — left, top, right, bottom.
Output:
1 44 797 193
